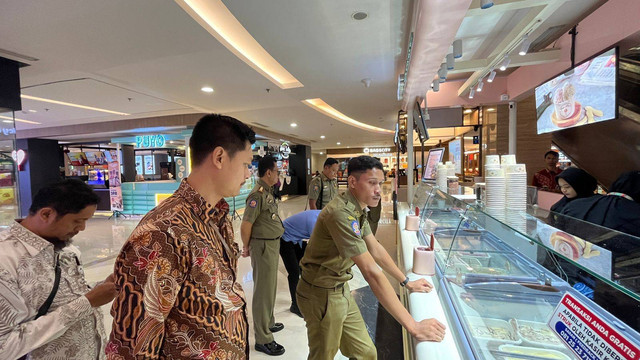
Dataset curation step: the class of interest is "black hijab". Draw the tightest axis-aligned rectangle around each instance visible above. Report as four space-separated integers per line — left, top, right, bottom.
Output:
550 167 597 213
561 171 640 237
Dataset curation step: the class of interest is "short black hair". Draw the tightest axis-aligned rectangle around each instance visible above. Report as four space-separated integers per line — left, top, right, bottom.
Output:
29 179 100 217
544 150 559 158
347 156 384 178
189 114 256 167
324 158 338 168
258 156 277 177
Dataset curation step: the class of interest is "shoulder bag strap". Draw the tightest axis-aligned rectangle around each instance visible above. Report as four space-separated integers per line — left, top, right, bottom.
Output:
36 253 62 319
20 255 62 360
317 178 324 210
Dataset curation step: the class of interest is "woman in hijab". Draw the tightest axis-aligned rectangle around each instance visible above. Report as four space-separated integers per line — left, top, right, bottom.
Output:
561 171 640 237
549 167 598 213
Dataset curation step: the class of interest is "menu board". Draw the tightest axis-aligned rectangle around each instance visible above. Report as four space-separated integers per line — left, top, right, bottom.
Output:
85 151 107 165
536 47 617 134
67 152 88 166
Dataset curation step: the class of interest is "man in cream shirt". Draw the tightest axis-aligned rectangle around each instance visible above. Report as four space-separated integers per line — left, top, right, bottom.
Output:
0 180 116 359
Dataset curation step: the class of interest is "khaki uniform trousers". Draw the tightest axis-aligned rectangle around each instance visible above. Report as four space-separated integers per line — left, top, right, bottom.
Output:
296 279 377 360
250 238 280 344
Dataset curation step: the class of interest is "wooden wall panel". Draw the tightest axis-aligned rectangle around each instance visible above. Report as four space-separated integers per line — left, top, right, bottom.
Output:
496 104 510 155
515 95 553 184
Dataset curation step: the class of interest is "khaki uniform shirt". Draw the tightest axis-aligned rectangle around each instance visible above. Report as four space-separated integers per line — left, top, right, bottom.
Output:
243 179 285 240
300 191 372 288
308 173 338 209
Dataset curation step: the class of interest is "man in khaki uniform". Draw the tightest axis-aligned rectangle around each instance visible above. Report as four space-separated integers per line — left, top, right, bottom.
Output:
297 156 446 360
308 157 339 209
241 156 286 356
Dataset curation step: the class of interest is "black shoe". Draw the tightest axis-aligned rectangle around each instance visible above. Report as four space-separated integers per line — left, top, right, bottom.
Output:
269 322 284 333
290 304 302 318
255 341 285 356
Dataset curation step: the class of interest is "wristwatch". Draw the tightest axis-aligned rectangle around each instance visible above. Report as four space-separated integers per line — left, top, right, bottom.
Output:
400 276 410 287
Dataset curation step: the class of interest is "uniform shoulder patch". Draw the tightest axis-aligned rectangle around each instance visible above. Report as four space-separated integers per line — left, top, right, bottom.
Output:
350 220 361 236
313 184 319 192
248 199 258 208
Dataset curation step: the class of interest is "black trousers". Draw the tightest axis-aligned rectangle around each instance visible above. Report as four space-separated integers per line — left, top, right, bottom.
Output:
279 238 307 306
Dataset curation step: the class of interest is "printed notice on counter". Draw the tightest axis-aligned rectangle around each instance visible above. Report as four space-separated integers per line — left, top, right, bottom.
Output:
548 293 639 360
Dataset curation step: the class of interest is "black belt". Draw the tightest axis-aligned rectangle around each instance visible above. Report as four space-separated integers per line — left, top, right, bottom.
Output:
252 236 281 241
301 276 345 291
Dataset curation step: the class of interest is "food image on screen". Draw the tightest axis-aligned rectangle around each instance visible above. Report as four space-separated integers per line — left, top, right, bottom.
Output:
423 148 444 180
536 48 616 134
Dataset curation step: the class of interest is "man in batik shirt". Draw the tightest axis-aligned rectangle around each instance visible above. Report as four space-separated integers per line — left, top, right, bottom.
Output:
107 114 256 359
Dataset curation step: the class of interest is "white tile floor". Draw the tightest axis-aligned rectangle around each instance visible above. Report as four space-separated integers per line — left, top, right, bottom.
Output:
75 186 397 359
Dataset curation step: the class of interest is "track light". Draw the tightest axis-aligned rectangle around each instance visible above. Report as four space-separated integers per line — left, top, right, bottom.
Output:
469 88 475 99
481 0 494 9
439 63 448 79
477 80 484 92
446 53 455 70
487 70 496 83
453 39 463 59
519 35 531 56
499 54 511 71
432 80 439 92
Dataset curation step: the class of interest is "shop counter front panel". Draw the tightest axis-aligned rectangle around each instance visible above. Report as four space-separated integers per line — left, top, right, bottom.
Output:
120 182 251 215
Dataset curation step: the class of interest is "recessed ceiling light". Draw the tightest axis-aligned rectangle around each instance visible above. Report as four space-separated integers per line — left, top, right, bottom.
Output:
2 120 12 124
303 98 394 134
175 0 303 89
320 135 325 139
28 109 37 113
352 11 368 20
464 109 472 114
20 94 129 116
169 141 174 144
320 152 323 155
201 86 214 93
337 142 341 145
290 123 297 127
487 108 496 112
0 115 41 124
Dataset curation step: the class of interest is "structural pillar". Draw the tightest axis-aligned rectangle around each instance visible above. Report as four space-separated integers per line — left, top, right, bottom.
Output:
508 101 517 154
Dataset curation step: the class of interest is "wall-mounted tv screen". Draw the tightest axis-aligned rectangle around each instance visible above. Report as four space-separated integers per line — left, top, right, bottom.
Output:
536 47 617 134
413 100 429 142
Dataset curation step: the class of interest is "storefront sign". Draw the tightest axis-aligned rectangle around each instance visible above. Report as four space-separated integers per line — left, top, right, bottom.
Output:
2 127 16 136
108 150 124 211
548 293 640 360
364 147 391 154
280 142 291 159
135 134 166 148
11 149 27 171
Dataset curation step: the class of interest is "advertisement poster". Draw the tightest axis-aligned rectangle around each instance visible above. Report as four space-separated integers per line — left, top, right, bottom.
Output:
108 150 123 211
536 48 616 134
135 155 143 176
536 220 612 279
144 155 154 175
448 139 462 175
548 293 639 360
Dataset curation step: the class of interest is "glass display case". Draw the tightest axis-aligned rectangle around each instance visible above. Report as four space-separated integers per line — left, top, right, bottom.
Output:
410 182 640 360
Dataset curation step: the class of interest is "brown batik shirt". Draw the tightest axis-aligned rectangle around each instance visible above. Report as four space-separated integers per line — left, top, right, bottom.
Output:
107 180 248 359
